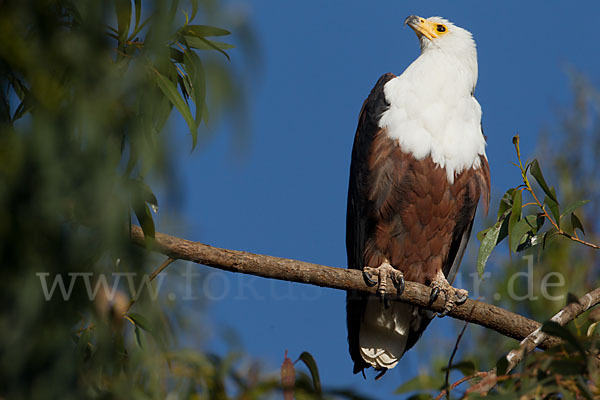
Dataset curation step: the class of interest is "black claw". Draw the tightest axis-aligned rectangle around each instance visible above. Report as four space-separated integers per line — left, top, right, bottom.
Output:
429 287 440 304
394 276 405 296
455 293 468 305
435 291 452 318
437 308 450 318
363 270 378 287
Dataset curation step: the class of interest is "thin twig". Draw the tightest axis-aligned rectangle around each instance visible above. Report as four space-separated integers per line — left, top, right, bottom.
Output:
521 202 538 208
149 257 176 281
435 371 488 400
126 256 176 312
463 373 519 397
443 321 469 400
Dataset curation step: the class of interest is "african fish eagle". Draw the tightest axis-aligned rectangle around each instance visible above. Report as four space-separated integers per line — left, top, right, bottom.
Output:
346 15 491 377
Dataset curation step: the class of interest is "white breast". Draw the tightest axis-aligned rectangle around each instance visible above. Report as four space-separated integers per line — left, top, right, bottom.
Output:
378 52 487 183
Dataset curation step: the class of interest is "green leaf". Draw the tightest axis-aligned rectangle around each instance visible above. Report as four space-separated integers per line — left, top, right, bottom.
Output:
496 355 509 376
541 321 585 356
516 216 544 251
571 212 585 236
296 352 321 395
133 0 141 30
507 189 522 252
511 189 522 217
190 0 199 21
477 220 502 277
12 96 34 122
477 226 491 242
560 199 590 219
183 24 231 37
395 374 443 394
134 325 143 348
441 360 476 376
114 0 132 43
529 159 558 203
178 74 191 102
545 195 561 228
496 210 510 246
152 68 197 139
535 213 545 232
170 47 184 63
542 227 559 249
183 35 234 57
134 203 155 240
127 312 153 332
201 101 209 124
128 16 150 40
497 188 515 220
7 74 28 100
509 218 534 253
166 0 178 24
184 50 206 149
132 179 158 211
8 77 33 121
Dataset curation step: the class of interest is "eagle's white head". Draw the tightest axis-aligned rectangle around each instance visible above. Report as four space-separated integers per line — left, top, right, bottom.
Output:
378 15 485 183
405 15 478 92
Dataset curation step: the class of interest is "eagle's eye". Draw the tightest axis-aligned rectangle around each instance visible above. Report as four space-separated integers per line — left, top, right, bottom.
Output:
436 25 446 33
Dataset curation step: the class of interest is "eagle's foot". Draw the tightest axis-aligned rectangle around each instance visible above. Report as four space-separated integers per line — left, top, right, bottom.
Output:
363 261 404 309
429 271 468 317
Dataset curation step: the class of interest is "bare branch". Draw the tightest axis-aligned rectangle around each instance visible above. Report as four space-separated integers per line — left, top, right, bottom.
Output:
469 287 600 394
130 225 563 350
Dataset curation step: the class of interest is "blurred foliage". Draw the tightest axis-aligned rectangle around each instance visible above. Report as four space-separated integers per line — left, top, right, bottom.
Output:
393 75 600 398
5 0 600 398
0 0 273 398
279 351 373 400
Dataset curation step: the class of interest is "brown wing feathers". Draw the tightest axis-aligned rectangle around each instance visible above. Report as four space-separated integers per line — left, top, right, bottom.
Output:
346 73 396 373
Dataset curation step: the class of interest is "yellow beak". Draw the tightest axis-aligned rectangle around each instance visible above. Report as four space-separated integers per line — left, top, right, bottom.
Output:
404 15 438 40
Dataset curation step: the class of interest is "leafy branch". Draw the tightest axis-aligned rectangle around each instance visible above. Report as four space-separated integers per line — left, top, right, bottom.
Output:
514 135 598 249
477 134 598 276
467 286 600 396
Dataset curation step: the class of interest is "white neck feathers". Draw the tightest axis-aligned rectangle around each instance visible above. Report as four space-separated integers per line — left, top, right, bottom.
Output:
378 36 486 183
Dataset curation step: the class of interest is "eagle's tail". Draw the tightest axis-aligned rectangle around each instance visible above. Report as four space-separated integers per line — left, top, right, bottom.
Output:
358 296 413 370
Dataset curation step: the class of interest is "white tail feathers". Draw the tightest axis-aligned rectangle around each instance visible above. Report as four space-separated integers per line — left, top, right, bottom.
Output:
359 296 413 369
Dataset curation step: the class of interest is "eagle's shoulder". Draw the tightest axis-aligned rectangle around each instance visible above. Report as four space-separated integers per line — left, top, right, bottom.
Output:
358 73 396 129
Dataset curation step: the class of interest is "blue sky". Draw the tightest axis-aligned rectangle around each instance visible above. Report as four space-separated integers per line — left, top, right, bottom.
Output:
157 1 600 397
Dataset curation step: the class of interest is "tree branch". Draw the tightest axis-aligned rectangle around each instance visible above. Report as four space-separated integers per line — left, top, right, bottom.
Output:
130 225 561 349
468 287 600 395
